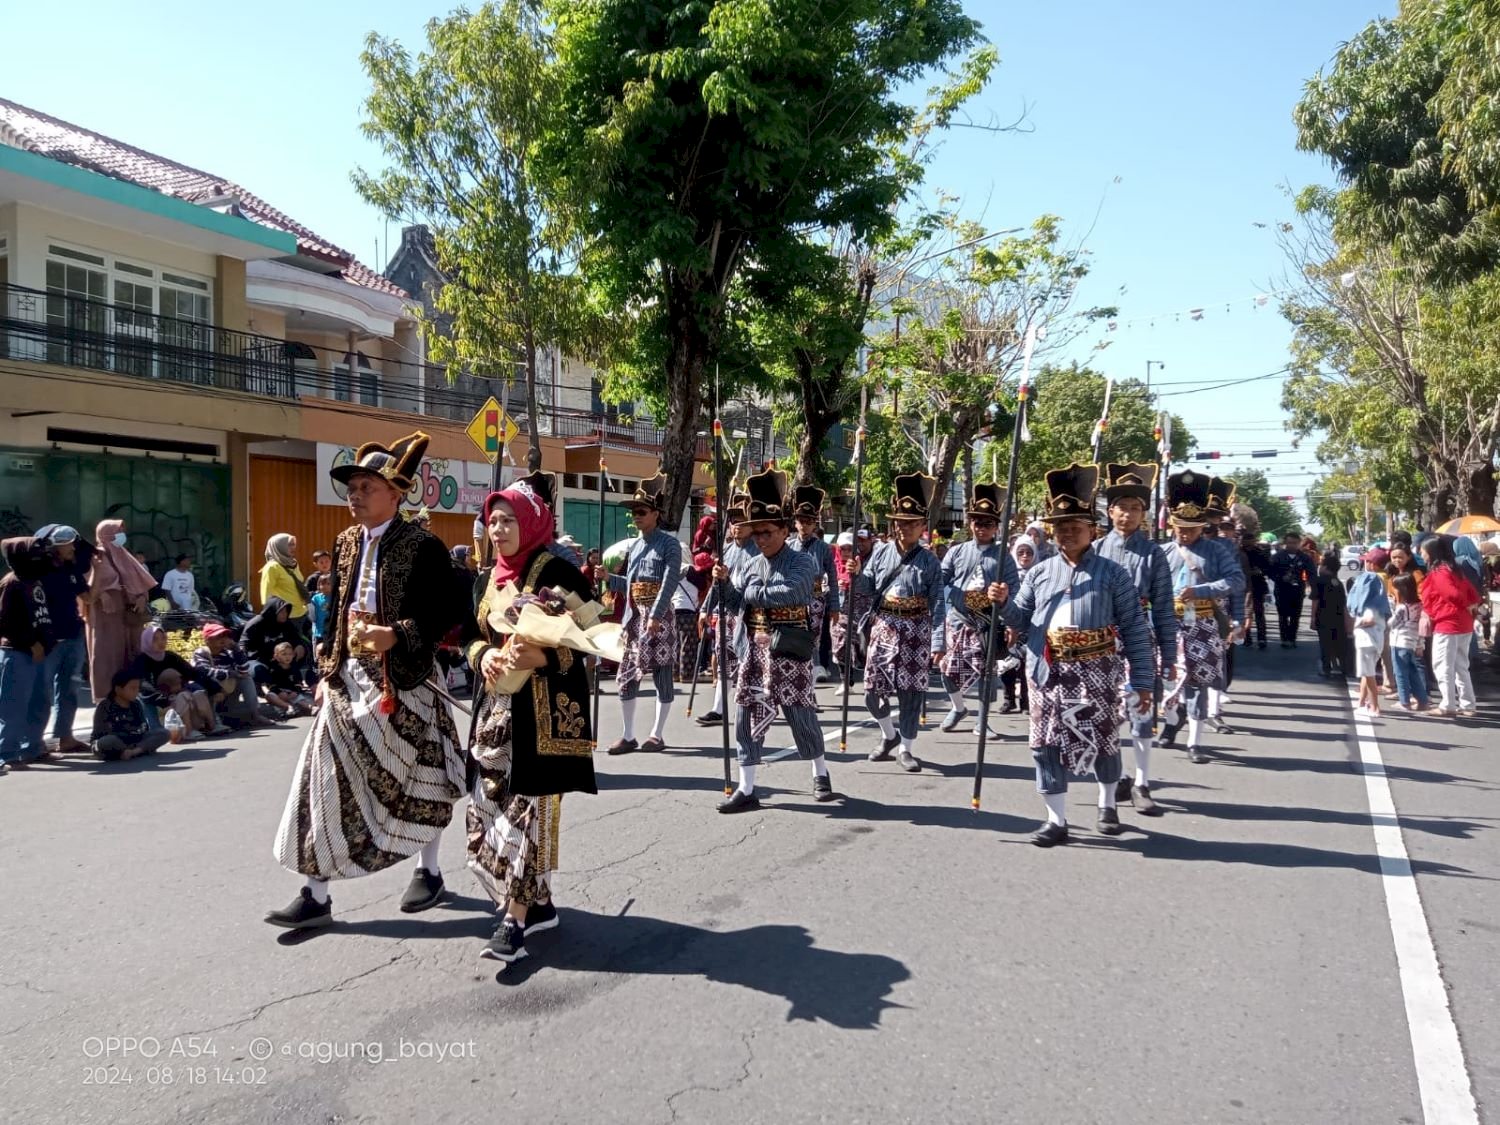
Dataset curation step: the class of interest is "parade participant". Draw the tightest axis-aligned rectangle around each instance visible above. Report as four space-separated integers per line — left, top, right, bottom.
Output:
717 469 835 812
1268 530 1312 647
266 431 468 931
786 486 841 682
855 474 943 773
1096 463 1177 816
696 493 757 727
831 529 875 697
465 472 598 964
1235 504 1271 650
935 483 1016 733
1159 472 1237 764
1201 479 1247 734
1008 464 1154 845
606 473 682 754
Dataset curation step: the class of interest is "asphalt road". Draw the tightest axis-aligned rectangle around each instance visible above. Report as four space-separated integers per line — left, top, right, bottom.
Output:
2 633 1496 1124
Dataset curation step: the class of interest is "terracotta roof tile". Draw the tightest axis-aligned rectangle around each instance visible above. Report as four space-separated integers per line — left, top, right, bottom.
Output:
0 96 406 299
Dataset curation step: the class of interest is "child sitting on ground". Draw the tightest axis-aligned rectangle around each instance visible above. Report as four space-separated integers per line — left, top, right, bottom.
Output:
151 667 211 741
91 670 172 761
262 641 315 718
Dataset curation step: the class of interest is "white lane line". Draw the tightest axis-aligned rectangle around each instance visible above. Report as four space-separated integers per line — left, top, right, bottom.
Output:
1349 690 1478 1125
758 715 874 762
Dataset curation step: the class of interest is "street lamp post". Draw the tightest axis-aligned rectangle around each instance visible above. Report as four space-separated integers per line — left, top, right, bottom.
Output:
1146 360 1166 538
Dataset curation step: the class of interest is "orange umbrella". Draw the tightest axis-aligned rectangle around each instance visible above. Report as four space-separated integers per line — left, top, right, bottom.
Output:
1436 514 1500 535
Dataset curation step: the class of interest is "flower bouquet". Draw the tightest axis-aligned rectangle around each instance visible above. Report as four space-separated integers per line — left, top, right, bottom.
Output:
485 584 625 694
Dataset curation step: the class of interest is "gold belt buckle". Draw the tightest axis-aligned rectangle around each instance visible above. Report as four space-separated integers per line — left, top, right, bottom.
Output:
349 611 379 654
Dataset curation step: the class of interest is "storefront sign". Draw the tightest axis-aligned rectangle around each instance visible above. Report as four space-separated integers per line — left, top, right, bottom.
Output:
316 443 506 515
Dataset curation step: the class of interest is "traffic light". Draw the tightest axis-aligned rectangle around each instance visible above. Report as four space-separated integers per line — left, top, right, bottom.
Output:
1195 451 1221 460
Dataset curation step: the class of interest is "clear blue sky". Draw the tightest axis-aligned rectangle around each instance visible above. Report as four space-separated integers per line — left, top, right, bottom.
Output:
4 0 1392 522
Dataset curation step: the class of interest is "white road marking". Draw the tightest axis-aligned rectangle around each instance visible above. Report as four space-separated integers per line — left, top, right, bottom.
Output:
757 717 875 762
1349 690 1478 1125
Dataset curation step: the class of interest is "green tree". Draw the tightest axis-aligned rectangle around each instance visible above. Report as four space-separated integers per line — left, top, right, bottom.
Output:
544 0 982 526
354 2 580 472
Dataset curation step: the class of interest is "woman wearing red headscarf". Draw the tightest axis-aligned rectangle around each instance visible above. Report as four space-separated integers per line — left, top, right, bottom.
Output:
464 472 599 966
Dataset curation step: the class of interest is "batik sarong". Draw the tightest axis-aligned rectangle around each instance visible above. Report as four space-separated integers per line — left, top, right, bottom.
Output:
736 631 816 742
616 612 678 693
863 612 931 699
1029 652 1125 777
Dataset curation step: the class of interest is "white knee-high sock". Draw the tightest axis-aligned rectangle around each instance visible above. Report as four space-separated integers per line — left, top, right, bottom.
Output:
901 735 917 755
650 699 671 739
418 836 442 875
948 690 966 711
1043 792 1067 826
305 876 330 904
875 713 896 739
812 755 829 778
738 763 757 795
1131 737 1152 786
710 679 726 714
1098 781 1117 809
620 696 638 741
1187 716 1204 747
1208 687 1223 716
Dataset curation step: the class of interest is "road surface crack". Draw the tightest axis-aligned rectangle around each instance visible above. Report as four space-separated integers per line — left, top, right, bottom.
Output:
664 1030 755 1122
182 950 415 1036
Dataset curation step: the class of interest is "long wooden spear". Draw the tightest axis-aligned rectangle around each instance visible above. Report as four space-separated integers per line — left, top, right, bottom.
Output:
972 323 1040 810
712 366 733 795
838 387 869 754
591 435 608 749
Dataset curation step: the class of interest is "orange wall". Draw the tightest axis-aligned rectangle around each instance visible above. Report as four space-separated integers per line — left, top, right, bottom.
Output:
248 455 475 606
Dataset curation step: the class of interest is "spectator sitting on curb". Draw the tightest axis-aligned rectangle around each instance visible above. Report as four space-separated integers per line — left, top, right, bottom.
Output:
262 642 315 718
193 623 267 726
91 669 170 761
134 623 227 736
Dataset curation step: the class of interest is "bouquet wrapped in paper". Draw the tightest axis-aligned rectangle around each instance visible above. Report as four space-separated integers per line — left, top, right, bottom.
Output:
484 584 625 695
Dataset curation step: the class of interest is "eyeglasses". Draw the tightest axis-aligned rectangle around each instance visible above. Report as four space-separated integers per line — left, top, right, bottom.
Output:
971 519 998 529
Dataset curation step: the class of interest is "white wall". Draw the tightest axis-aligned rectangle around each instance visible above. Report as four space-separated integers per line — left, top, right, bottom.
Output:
8 202 218 291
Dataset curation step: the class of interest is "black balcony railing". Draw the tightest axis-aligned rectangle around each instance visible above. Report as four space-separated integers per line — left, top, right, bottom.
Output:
1 282 300 398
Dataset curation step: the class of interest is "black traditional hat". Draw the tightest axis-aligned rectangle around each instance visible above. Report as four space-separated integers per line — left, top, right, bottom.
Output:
967 482 1006 519
1040 462 1099 523
511 469 558 511
1166 470 1212 527
726 490 751 525
330 430 429 492
1103 462 1156 505
890 472 938 521
792 485 826 519
624 471 668 513
743 468 791 525
1206 477 1236 521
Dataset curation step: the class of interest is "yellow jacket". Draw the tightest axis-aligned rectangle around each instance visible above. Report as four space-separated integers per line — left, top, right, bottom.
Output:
260 562 308 618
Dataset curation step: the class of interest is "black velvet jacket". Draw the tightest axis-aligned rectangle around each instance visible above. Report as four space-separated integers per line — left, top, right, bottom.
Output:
318 517 467 692
465 550 598 798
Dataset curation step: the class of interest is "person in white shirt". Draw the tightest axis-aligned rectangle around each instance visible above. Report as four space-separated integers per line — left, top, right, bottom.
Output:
160 555 197 612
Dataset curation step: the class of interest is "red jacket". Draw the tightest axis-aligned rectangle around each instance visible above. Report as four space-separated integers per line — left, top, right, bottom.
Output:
1419 564 1481 635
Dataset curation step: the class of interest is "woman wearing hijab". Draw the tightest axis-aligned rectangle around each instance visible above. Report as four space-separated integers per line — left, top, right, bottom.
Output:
85 519 157 701
464 472 599 965
133 623 223 737
259 534 309 622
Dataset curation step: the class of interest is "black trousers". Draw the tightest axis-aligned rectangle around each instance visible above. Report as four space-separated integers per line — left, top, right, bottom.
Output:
1316 622 1350 674
1247 580 1268 644
1274 587 1304 644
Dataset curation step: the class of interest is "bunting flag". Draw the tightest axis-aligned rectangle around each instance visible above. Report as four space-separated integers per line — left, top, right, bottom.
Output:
1099 291 1281 337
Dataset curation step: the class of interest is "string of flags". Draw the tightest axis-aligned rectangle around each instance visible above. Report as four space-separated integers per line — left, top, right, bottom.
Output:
1096 290 1287 337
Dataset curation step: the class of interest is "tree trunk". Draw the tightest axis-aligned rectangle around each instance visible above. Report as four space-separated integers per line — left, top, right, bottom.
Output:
961 445 974 518
659 289 710 531
1464 461 1497 518
523 325 543 473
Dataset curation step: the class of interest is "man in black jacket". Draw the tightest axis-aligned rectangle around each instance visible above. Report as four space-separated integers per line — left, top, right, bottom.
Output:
1267 531 1312 647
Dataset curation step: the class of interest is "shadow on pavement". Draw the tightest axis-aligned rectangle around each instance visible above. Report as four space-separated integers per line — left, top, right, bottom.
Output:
1176 798 1496 840
594 770 723 793
495 909 910 1028
1113 827 1483 878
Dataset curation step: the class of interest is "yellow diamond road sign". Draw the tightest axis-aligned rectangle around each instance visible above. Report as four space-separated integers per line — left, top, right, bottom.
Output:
465 396 519 464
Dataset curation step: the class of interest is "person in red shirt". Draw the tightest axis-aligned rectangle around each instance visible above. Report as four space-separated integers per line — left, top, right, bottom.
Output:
1419 535 1482 717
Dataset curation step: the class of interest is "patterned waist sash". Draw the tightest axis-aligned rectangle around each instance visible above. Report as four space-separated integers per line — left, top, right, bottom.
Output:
1174 598 1217 617
880 595 929 618
963 590 991 614
630 581 661 604
746 606 810 633
1045 625 1118 663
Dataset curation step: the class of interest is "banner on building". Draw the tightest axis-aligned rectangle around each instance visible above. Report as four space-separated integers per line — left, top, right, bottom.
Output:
315 443 507 514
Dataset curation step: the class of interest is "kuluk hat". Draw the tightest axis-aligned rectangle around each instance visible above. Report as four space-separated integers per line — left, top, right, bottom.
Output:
625 471 668 513
1166 470 1212 527
743 467 792 526
967 482 1006 520
890 472 939 521
726 490 751 525
330 430 429 493
1206 477 1236 522
1040 462 1100 523
792 485 826 519
1103 462 1157 506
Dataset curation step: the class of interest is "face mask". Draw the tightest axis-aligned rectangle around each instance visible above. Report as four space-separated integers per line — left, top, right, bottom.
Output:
114 532 128 548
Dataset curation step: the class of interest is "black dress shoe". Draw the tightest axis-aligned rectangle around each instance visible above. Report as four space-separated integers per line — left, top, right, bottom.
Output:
694 711 724 727
717 789 761 814
1096 807 1122 835
898 749 922 773
264 887 333 930
1159 722 1180 748
1030 821 1070 848
1135 784 1162 816
1115 777 1134 804
606 738 639 755
1188 746 1209 764
1210 718 1237 735
640 736 667 752
813 774 837 802
1000 699 1017 714
868 735 898 762
400 867 446 913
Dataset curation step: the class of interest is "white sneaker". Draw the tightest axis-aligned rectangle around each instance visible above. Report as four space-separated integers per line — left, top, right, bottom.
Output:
1218 692 1234 706
832 681 848 698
